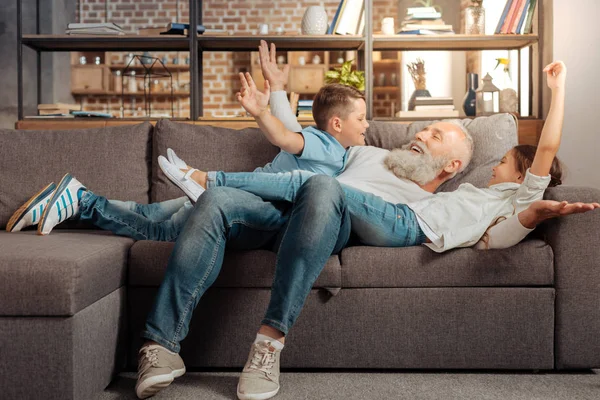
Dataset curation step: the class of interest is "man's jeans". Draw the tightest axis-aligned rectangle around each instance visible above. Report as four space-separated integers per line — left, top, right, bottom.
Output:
78 193 193 242
142 175 351 353
208 170 427 247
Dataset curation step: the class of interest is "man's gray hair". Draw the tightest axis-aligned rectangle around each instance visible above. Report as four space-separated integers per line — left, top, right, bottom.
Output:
445 119 474 174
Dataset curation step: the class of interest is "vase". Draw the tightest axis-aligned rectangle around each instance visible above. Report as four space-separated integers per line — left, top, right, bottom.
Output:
408 89 431 111
465 6 485 35
462 73 478 116
301 6 328 35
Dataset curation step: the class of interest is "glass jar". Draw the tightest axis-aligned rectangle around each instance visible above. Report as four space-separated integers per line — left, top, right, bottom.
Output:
465 5 485 35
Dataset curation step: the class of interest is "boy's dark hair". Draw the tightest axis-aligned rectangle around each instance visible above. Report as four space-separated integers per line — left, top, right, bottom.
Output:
312 84 365 131
512 144 563 187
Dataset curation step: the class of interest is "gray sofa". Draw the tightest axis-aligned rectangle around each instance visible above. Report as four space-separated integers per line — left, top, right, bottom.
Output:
1 116 599 400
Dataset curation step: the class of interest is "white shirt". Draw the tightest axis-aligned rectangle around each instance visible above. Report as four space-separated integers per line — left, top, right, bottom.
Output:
408 169 551 252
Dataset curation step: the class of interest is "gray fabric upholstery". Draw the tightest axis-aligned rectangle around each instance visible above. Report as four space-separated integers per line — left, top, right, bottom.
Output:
0 288 125 400
151 120 280 203
542 185 600 368
365 114 518 191
0 230 132 316
129 287 554 369
128 241 341 288
0 122 153 229
341 240 554 288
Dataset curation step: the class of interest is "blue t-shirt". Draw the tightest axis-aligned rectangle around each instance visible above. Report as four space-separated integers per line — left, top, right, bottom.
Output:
255 126 347 176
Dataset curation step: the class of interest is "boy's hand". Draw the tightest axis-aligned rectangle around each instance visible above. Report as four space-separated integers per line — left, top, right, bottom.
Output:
259 40 289 92
236 72 270 117
543 61 567 90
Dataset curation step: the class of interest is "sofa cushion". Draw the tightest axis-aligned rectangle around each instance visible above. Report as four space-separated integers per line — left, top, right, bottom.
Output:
128 241 341 288
0 123 153 229
341 239 553 287
0 230 133 316
152 120 280 203
365 114 518 190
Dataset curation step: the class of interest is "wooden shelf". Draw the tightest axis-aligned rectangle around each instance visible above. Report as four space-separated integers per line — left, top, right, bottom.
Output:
198 35 365 51
22 35 190 51
373 34 538 51
71 90 190 96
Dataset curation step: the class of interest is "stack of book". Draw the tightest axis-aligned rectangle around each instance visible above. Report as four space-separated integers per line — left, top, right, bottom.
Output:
65 22 124 36
398 7 454 35
328 0 365 35
396 97 459 118
495 0 537 34
34 103 80 118
297 100 314 118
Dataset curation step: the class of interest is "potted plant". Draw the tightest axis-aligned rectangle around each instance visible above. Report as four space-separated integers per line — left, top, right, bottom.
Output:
325 60 365 91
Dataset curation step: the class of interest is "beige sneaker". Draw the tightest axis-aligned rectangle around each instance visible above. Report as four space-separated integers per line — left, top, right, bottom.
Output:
135 344 186 399
237 340 282 400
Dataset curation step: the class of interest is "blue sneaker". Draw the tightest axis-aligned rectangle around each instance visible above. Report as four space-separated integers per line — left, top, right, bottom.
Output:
38 173 86 236
6 182 56 232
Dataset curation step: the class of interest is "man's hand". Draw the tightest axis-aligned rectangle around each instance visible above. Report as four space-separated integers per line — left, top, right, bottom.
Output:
258 40 289 92
543 61 567 91
519 199 600 229
236 72 270 117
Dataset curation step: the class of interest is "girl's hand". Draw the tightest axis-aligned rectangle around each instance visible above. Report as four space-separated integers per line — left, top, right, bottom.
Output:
519 199 600 228
236 72 270 117
543 61 567 90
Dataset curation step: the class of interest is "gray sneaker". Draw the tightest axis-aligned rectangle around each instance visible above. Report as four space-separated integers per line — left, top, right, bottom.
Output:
135 344 186 399
237 340 282 400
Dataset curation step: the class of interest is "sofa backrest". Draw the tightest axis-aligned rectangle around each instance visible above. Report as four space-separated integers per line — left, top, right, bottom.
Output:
152 114 518 202
0 122 153 229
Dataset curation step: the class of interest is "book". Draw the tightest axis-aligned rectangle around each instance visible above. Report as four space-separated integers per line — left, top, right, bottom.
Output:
502 0 524 34
327 0 345 34
402 24 453 31
161 23 206 35
356 4 366 35
67 22 123 30
72 111 113 118
414 105 456 111
495 0 513 34
66 22 124 36
511 0 528 33
335 0 363 35
38 103 81 110
396 109 459 118
39 109 76 116
398 29 454 35
515 0 530 33
414 98 454 106
332 0 348 34
522 0 537 34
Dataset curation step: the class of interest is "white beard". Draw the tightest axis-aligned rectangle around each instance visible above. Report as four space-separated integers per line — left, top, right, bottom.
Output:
384 143 449 186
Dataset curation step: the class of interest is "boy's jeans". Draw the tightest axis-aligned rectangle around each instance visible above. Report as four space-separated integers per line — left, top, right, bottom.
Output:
208 170 427 247
78 193 193 242
142 175 351 353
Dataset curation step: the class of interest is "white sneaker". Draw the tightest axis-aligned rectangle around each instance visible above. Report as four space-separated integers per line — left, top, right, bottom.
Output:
237 340 282 400
158 155 205 202
135 344 186 399
166 148 188 170
37 173 86 235
6 182 56 232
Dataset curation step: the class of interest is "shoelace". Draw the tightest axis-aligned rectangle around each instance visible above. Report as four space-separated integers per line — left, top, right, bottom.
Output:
248 343 276 375
138 347 160 376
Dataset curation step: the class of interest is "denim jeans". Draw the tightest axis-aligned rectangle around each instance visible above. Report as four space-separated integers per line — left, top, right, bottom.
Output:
208 170 427 247
142 175 351 352
78 192 193 242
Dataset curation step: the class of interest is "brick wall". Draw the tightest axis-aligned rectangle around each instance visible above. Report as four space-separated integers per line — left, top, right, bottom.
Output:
76 0 398 118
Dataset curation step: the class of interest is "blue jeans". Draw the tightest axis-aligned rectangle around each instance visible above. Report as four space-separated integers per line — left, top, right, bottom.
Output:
208 170 427 247
78 192 193 242
142 175 351 352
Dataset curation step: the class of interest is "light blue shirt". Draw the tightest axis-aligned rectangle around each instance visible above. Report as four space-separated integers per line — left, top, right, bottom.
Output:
255 126 347 176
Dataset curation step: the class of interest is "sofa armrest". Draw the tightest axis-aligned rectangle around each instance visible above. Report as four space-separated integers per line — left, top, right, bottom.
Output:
541 185 600 369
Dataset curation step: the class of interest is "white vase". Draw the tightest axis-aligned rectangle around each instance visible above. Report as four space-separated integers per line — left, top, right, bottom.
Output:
301 6 328 35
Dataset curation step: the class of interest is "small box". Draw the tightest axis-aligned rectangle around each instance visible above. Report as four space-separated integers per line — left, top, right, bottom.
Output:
71 65 111 92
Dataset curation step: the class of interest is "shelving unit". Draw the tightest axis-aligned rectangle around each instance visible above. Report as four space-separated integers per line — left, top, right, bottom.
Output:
17 0 548 126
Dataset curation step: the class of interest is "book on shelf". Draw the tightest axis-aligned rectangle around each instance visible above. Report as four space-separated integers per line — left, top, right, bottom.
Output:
401 23 453 31
521 0 537 34
334 0 364 35
401 6 453 35
38 103 81 111
72 111 113 118
496 0 535 34
66 22 124 35
406 7 441 19
396 109 459 118
161 23 206 35
27 114 75 119
414 105 456 111
398 29 455 35
327 0 346 34
414 96 454 106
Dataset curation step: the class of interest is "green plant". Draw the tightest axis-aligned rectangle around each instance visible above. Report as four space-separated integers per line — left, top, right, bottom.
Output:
324 60 365 91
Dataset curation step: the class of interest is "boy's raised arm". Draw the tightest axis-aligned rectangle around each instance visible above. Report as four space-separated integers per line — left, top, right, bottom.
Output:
530 61 566 178
236 72 305 155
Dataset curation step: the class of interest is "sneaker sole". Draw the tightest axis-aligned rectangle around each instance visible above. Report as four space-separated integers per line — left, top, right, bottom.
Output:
236 386 280 400
37 173 72 236
6 182 56 232
135 367 186 399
